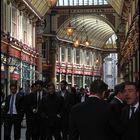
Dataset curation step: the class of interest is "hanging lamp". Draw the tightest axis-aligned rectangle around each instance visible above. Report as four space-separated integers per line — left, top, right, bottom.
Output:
66 22 74 36
74 37 80 47
84 36 90 47
95 58 99 65
47 0 57 7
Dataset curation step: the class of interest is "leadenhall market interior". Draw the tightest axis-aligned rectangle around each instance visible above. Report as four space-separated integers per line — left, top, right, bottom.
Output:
1 0 139 95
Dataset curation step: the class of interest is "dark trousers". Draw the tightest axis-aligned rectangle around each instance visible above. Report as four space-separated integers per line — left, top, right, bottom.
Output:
25 113 34 140
4 114 22 140
61 115 69 140
46 126 62 140
32 116 46 140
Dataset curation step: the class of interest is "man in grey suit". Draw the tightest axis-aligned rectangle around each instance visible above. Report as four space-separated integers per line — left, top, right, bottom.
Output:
69 79 123 140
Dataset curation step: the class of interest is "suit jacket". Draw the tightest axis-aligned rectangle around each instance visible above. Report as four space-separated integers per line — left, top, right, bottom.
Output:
121 105 139 140
109 97 126 140
39 93 64 127
29 90 48 113
78 94 89 103
57 90 75 115
3 93 24 119
109 97 125 118
69 97 123 140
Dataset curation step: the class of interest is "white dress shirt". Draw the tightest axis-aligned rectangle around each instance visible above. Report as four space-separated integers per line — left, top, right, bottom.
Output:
8 94 17 115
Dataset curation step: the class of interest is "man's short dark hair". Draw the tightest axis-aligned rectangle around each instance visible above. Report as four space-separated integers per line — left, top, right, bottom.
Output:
125 81 139 91
10 83 17 89
90 79 108 94
31 83 36 88
114 82 125 95
47 82 55 89
60 80 68 86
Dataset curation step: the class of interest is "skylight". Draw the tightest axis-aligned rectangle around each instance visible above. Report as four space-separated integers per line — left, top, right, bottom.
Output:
57 0 108 6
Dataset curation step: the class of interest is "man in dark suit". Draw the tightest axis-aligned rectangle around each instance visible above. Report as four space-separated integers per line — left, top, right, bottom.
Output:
24 83 36 140
3 83 24 140
109 82 126 117
77 87 89 103
39 82 63 140
109 82 126 140
121 81 139 140
69 79 123 140
29 80 48 140
57 80 75 140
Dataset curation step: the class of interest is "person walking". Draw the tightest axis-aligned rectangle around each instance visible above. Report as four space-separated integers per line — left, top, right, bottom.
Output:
29 80 47 140
57 80 75 140
39 82 63 140
24 83 36 140
69 79 123 140
3 83 25 140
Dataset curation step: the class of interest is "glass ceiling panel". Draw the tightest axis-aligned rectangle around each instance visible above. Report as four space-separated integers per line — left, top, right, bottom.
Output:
106 0 123 15
57 14 115 48
26 0 50 17
57 0 108 6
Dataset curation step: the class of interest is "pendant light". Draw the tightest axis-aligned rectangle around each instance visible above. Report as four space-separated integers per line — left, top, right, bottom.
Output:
66 0 74 36
84 36 91 47
47 0 57 7
66 23 74 36
74 37 80 47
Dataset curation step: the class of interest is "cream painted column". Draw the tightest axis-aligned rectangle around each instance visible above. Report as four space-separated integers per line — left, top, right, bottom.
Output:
137 50 139 74
132 56 135 82
20 61 23 87
119 72 124 83
83 75 85 88
36 35 43 80
129 61 132 82
72 48 75 64
72 74 75 87
65 47 68 82
49 37 57 84
51 14 59 32
71 46 75 88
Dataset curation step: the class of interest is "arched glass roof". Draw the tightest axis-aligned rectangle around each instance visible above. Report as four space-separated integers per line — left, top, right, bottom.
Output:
24 0 123 20
57 14 116 49
57 0 108 6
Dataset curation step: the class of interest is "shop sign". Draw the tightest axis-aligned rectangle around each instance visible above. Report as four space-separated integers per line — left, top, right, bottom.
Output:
93 71 101 76
9 47 21 58
21 53 30 62
67 69 72 74
84 71 92 75
10 73 20 80
30 56 34 64
73 70 83 75
94 66 101 71
60 69 66 73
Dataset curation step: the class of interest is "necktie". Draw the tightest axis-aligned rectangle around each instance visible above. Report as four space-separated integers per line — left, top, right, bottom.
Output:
10 95 14 115
130 106 135 118
37 92 41 106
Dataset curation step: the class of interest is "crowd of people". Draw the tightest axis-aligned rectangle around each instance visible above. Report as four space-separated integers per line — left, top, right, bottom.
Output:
1 79 139 140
